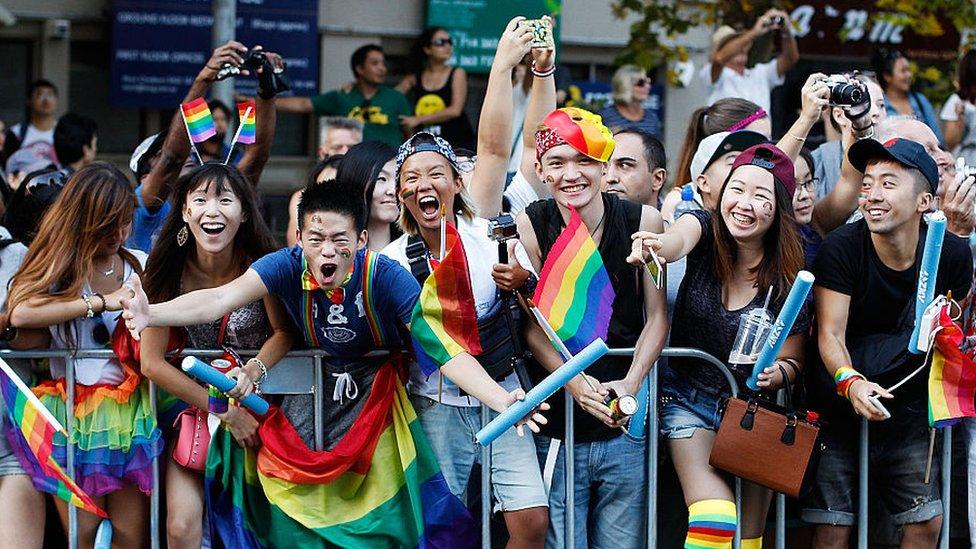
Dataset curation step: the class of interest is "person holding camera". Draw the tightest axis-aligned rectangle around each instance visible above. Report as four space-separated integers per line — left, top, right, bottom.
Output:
381 20 551 546
702 8 799 116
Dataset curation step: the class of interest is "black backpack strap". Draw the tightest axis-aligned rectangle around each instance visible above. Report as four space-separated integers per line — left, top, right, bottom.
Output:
405 235 431 286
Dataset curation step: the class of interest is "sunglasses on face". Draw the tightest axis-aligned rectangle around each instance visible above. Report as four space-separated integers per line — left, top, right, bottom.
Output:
430 38 453 47
635 78 651 87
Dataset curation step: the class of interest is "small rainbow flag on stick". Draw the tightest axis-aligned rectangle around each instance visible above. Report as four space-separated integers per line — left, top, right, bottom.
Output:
0 358 107 517
532 206 615 355
928 305 976 428
181 97 216 143
236 101 256 144
410 222 482 375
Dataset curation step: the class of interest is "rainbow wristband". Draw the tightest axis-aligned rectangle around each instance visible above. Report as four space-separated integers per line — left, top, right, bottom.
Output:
833 366 865 400
208 385 228 414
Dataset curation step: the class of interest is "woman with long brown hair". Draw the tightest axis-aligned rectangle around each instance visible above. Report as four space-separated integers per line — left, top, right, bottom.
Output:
629 144 808 548
3 161 161 547
138 162 292 548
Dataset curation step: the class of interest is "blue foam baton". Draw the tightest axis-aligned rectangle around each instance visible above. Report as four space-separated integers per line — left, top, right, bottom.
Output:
746 271 815 391
181 356 269 415
475 338 609 446
908 212 947 354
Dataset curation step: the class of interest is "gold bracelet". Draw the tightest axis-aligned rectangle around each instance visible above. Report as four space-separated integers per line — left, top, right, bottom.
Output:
788 132 807 142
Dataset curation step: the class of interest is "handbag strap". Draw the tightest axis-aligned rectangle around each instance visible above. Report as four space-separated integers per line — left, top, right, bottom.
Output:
778 363 794 413
216 312 231 346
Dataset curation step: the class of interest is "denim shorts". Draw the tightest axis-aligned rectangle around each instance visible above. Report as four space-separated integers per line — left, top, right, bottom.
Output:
801 399 942 526
411 395 548 513
658 368 726 439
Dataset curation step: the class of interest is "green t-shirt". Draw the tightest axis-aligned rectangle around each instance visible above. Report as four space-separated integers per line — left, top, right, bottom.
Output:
310 85 412 148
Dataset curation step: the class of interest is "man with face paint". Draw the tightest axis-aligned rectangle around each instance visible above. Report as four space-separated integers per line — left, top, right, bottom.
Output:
120 177 546 545
515 107 669 547
805 138 972 548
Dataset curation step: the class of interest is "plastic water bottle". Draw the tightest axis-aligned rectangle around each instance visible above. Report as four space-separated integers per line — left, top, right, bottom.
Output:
673 184 701 221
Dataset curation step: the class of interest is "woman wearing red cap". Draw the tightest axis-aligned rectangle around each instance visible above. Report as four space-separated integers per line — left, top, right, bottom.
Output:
629 143 808 549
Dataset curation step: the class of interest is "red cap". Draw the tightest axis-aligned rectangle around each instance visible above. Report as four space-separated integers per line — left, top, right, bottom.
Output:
730 144 796 197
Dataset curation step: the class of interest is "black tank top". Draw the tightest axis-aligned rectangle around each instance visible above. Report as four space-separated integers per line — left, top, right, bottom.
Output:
526 193 644 442
410 67 475 150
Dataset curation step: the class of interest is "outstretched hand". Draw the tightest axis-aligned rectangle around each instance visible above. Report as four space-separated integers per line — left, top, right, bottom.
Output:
119 274 149 341
627 231 666 267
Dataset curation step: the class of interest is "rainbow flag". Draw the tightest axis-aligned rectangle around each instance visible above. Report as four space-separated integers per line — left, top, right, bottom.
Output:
928 306 976 427
410 222 482 376
237 101 256 144
206 360 475 548
532 206 615 354
181 97 216 143
0 362 107 517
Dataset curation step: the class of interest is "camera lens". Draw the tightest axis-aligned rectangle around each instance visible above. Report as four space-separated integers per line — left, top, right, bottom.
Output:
829 83 863 107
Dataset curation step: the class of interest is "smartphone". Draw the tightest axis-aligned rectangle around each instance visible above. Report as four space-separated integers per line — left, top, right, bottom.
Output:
868 394 891 419
644 248 663 290
522 18 554 49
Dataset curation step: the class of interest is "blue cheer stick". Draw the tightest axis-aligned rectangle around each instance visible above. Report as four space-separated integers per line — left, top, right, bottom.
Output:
181 356 269 415
476 338 609 446
747 271 815 391
909 212 947 354
93 519 112 549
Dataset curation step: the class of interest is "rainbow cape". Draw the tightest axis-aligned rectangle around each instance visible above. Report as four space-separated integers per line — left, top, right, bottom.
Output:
928 306 976 427
0 362 107 517
532 206 615 354
181 97 216 143
237 101 256 144
205 359 475 548
410 222 482 375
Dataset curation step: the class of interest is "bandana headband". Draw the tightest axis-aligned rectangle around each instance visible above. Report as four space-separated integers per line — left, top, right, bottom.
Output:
395 132 460 183
726 109 767 133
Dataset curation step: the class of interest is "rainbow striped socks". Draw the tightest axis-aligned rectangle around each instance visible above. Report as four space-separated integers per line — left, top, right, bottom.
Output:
686 499 737 549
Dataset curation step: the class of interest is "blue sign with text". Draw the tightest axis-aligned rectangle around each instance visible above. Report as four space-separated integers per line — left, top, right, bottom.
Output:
110 0 318 108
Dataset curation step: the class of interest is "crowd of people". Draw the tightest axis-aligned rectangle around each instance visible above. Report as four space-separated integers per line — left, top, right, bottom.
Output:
0 9 975 549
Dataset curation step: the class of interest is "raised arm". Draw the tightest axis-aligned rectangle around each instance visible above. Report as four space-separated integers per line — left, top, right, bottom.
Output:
519 28 558 200
811 127 861 233
275 96 313 114
776 73 829 160
774 9 800 77
469 17 533 216
120 270 269 339
141 41 249 210
237 49 283 185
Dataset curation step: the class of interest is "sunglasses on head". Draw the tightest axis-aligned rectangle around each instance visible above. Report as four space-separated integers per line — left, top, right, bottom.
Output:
431 37 453 47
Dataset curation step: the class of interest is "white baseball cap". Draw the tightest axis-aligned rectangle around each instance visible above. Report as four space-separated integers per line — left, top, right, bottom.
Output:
689 130 768 180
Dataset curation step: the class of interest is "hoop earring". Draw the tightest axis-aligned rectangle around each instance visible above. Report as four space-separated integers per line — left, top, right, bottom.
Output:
177 225 189 247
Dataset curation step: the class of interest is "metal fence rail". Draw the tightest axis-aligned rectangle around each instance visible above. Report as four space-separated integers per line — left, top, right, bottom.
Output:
0 347 955 548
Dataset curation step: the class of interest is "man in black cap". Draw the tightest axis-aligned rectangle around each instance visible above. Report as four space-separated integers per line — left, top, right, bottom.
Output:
804 138 972 548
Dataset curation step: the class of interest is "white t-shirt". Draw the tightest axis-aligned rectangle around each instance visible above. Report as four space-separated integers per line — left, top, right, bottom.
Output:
10 123 54 147
940 93 976 163
49 249 148 386
701 58 784 114
382 216 535 407
504 170 544 216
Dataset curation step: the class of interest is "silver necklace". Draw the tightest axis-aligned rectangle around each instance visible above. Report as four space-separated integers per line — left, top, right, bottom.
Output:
99 256 116 277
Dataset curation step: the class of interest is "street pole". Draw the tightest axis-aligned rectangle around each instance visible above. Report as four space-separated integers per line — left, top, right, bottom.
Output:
212 0 236 135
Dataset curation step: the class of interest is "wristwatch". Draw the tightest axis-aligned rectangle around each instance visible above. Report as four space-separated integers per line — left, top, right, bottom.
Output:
517 272 539 297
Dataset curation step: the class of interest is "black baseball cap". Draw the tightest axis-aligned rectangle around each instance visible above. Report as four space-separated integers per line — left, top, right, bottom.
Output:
848 138 939 193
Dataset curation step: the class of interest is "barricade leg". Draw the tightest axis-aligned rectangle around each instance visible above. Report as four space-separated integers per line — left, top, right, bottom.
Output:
67 356 78 549
646 370 657 548
480 404 491 549
313 356 324 451
565 398 574 549
733 477 742 549
939 426 951 549
775 389 786 549
858 418 868 549
149 381 160 549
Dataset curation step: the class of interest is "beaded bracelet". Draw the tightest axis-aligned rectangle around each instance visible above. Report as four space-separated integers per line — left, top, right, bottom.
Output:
531 61 555 78
834 366 865 400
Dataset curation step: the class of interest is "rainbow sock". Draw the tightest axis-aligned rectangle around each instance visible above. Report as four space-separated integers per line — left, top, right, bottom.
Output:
742 536 763 549
686 499 737 549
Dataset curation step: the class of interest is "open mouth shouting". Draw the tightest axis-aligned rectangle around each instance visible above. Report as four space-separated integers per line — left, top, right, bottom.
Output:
417 194 442 222
201 222 226 237
319 262 339 285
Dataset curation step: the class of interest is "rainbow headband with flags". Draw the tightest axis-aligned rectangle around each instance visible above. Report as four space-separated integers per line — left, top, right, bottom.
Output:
535 107 615 163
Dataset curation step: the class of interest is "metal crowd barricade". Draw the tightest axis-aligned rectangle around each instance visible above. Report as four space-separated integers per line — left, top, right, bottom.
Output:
0 347 955 548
